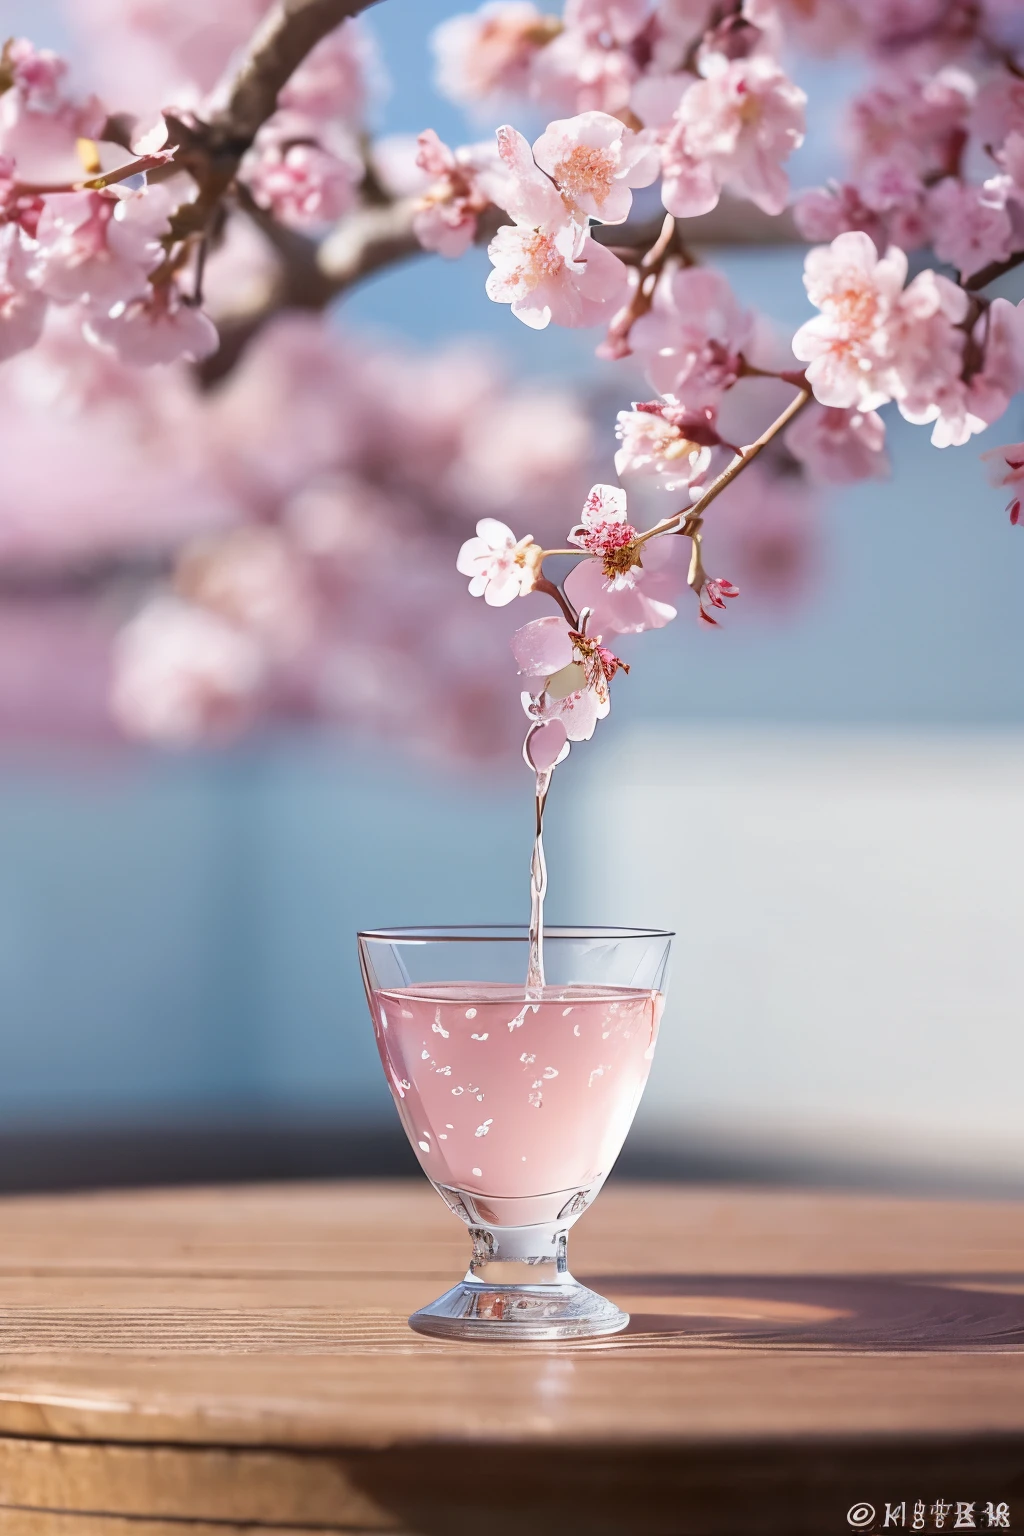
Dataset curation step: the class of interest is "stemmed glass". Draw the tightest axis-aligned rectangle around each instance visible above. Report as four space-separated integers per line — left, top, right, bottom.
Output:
358 924 672 1341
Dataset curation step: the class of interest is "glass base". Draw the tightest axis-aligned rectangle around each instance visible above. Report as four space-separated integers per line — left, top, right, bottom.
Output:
409 1276 629 1341
407 1215 629 1341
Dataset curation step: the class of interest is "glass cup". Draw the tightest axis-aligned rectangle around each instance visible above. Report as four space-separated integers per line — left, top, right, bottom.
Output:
358 924 672 1341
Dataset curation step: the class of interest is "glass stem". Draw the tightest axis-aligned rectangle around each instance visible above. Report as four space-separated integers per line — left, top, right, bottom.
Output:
466 1223 569 1287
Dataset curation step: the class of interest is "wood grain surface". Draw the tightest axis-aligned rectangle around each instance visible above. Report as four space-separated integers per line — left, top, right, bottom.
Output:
0 1181 1022 1534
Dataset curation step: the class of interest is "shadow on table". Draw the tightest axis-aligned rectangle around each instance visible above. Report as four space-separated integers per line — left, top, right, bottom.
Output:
579 1272 1024 1351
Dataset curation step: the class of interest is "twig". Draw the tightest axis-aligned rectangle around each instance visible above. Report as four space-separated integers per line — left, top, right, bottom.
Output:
634 384 811 546
965 248 1024 292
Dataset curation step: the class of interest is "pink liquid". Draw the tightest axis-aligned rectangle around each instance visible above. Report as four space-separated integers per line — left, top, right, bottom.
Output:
371 982 662 1221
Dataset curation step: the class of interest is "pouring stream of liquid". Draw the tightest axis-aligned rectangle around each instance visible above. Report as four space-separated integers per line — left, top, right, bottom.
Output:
527 767 552 993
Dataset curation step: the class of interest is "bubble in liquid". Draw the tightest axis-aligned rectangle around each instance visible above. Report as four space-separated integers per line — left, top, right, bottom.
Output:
432 1008 450 1039
421 1049 431 1060
417 1140 430 1153
519 1051 536 1066
472 1167 482 1177
466 1008 477 1019
400 1009 413 1020
573 1024 581 1037
528 1089 543 1108
470 1032 489 1041
445 1123 454 1130
542 1066 558 1079
452 1086 464 1096
475 1119 493 1137
434 1064 451 1076
439 1134 448 1140
562 1007 573 1017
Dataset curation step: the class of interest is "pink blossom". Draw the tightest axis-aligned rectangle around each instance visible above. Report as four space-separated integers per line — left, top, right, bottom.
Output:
563 0 652 43
567 482 642 587
848 69 974 180
432 3 560 107
485 127 628 328
31 185 170 307
927 178 1013 282
614 401 715 496
111 596 266 745
532 110 659 224
564 528 686 634
793 181 888 247
176 527 312 661
242 127 362 231
528 25 639 116
981 438 1024 524
630 265 751 408
659 54 806 219
0 224 47 362
84 282 219 366
0 39 103 183
792 231 909 410
785 404 889 484
412 130 503 259
896 293 1024 449
512 613 624 742
457 517 536 605
697 575 740 626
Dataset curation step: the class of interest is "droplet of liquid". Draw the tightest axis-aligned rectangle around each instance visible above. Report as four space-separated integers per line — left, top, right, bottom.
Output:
472 1167 482 1177
417 1140 430 1153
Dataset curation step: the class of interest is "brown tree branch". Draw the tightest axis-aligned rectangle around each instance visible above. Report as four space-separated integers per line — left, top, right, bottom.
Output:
207 0 383 152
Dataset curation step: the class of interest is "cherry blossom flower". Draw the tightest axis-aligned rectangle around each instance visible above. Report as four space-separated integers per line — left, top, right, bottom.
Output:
927 178 1013 283
657 54 806 219
412 130 505 259
485 126 628 328
785 404 888 484
630 265 751 407
564 526 686 634
31 184 173 308
529 25 639 117
981 439 1024 524
697 575 740 626
792 231 909 411
532 111 659 224
0 224 47 362
432 3 562 107
614 400 716 496
512 613 625 741
111 596 267 745
895 293 1024 449
457 517 538 605
242 125 362 232
84 282 219 366
567 482 643 586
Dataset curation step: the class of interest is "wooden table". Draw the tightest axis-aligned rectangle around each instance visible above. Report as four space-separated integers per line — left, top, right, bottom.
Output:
0 1182 1023 1535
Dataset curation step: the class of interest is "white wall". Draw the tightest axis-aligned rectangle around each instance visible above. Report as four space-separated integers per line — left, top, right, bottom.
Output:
568 726 1024 1184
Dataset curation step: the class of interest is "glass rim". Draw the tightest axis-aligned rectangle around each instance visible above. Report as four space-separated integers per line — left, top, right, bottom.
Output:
358 924 674 943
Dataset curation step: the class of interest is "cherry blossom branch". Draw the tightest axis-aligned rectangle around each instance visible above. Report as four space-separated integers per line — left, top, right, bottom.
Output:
13 151 178 198
633 383 811 547
965 248 1024 292
207 0 383 151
